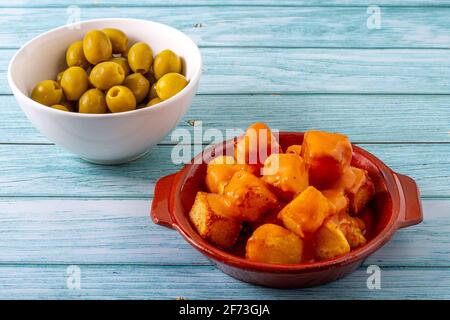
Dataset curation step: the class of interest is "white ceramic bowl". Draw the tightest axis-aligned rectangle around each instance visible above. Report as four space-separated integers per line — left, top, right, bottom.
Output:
8 18 202 164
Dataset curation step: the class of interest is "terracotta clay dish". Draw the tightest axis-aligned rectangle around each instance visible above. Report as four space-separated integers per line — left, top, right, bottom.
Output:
151 131 423 288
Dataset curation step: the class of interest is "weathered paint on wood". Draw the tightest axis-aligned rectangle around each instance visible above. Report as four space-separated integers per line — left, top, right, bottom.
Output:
0 199 447 267
2 7 450 48
0 0 448 299
3 48 450 95
0 143 448 197
0 265 449 300
1 94 450 144
3 1 450 8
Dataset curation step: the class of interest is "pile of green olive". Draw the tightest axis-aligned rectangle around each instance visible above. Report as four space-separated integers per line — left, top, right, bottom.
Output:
31 28 188 113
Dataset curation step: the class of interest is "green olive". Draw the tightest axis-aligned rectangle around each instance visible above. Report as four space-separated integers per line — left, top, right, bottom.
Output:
31 80 63 106
102 28 128 54
123 73 150 104
66 40 90 69
155 73 188 100
89 61 125 90
127 42 153 74
153 49 182 80
83 30 112 65
61 66 89 101
50 104 70 112
78 88 108 114
146 97 162 107
148 83 158 100
106 85 136 113
109 57 131 77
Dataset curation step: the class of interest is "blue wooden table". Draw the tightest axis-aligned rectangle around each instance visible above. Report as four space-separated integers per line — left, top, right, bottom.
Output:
0 0 449 299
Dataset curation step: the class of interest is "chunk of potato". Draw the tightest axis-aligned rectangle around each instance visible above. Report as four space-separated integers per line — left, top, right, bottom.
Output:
205 156 258 194
322 188 367 248
301 130 353 189
189 192 242 249
278 186 335 238
205 156 238 194
285 144 302 156
313 218 351 261
322 189 349 216
223 171 278 222
261 153 309 201
234 122 282 174
338 213 367 248
343 167 375 215
246 224 303 264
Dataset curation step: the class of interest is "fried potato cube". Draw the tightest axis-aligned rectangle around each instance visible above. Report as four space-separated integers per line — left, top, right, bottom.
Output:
205 156 238 194
343 167 375 215
301 130 353 189
189 192 242 249
278 186 335 238
338 213 367 248
223 171 278 222
286 144 302 156
246 224 303 264
205 156 258 194
261 153 309 201
313 218 350 261
234 122 282 174
322 189 349 216
322 188 367 248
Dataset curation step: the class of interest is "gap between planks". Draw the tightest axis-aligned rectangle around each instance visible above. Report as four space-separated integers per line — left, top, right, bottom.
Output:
1 142 450 146
2 4 450 9
4 46 450 50
4 92 450 96
0 263 447 269
0 195 444 200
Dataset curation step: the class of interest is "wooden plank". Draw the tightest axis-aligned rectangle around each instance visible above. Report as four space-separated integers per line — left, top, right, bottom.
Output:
2 7 450 49
0 0 446 301
0 264 448 299
3 48 450 95
3 1 450 8
200 48 450 94
0 143 449 197
0 198 447 267
361 143 450 197
0 144 178 198
2 94 450 144
0 199 204 265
